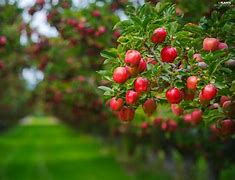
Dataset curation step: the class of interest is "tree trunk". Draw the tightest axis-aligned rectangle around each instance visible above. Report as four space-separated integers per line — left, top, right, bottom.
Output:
208 159 221 180
164 147 176 177
183 154 196 180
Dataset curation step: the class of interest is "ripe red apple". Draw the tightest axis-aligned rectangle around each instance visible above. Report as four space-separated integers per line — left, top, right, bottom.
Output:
86 27 95 35
199 92 210 105
67 18 78 26
203 38 219 51
193 53 204 62
161 121 168 131
110 97 123 111
137 59 147 73
171 104 184 116
118 107 135 122
78 75 85 82
161 46 178 63
0 36 7 46
219 119 235 136
153 117 162 126
98 26 107 34
166 87 182 104
167 119 177 132
187 76 198 90
191 109 202 125
77 22 85 31
201 84 217 101
141 122 149 129
220 96 230 106
183 114 192 124
134 77 149 93
218 42 228 50
126 90 138 105
142 98 157 116
124 50 141 66
222 100 232 116
113 67 129 84
151 27 167 43
92 10 101 17
113 30 121 39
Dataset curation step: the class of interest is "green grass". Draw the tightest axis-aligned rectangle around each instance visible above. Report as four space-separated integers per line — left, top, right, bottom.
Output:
1 117 233 180
0 119 132 180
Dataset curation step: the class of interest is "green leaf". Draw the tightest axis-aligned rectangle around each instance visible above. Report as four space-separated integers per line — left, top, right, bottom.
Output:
100 49 117 59
97 70 107 76
183 23 203 35
98 86 113 92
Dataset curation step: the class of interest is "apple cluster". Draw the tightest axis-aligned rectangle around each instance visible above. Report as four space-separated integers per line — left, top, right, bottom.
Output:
100 3 235 138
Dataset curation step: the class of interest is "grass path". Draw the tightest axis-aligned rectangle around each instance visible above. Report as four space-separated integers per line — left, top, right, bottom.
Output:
0 118 132 180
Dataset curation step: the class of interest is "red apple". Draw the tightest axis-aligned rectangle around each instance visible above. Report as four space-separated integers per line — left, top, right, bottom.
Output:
124 50 141 66
126 90 138 105
166 87 182 104
142 98 157 116
222 100 231 116
153 117 162 126
220 96 230 106
161 46 178 63
134 77 149 93
92 10 101 17
219 119 235 136
113 67 129 84
191 109 202 125
137 59 147 73
98 26 106 34
218 42 228 50
171 104 184 116
167 119 177 132
113 30 121 39
187 76 198 90
0 36 7 46
203 38 219 51
110 97 123 111
201 84 217 101
199 92 210 105
151 27 167 43
183 114 192 124
161 121 168 131
141 122 149 129
118 107 135 122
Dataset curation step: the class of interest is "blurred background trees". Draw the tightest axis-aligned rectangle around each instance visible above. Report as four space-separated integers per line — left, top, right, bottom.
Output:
0 0 234 180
